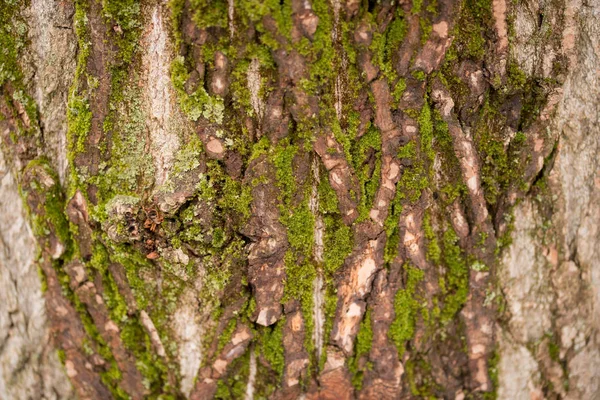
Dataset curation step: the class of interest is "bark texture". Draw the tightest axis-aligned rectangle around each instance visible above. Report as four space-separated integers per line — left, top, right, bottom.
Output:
0 0 599 399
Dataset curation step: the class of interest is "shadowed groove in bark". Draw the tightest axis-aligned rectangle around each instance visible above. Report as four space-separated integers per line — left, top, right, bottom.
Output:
1 0 597 398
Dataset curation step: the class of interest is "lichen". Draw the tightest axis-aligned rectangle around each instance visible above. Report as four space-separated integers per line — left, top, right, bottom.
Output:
170 55 225 123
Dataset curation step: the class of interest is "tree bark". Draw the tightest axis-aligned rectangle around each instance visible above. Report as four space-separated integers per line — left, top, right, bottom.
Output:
0 0 599 399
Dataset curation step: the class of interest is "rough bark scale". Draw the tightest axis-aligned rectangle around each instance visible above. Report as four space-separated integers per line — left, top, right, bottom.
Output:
0 0 599 399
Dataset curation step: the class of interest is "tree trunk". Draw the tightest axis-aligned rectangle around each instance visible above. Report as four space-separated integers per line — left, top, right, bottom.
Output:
1 0 599 399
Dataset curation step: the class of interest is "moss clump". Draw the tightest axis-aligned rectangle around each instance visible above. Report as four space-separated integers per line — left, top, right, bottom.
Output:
102 0 142 63
483 349 500 400
260 319 285 379
190 0 228 29
322 216 353 274
214 349 251 399
452 0 492 61
423 212 441 264
282 251 316 360
217 319 238 353
405 357 441 397
439 227 469 325
0 0 39 136
23 159 73 253
281 201 315 256
389 264 424 355
473 99 527 205
369 9 407 87
383 179 405 265
272 138 299 203
352 125 382 221
418 102 435 164
221 177 253 220
350 309 373 390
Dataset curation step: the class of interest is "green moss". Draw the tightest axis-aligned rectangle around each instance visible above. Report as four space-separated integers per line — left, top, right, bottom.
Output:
281 201 315 256
120 318 170 394
0 0 39 131
398 162 429 203
168 0 185 48
405 357 440 397
214 350 252 399
392 78 407 107
418 101 435 164
282 252 316 360
507 61 527 90
369 10 407 86
102 0 142 64
65 0 93 194
37 265 48 293
412 0 425 13
383 180 404 265
412 70 427 81
548 338 560 363
260 319 285 379
190 0 227 28
249 136 271 162
483 349 500 400
423 212 441 264
389 264 424 356
217 319 238 353
350 309 373 390
474 99 527 205
23 160 73 254
439 227 469 325
91 241 176 396
451 0 492 61
0 1 25 86
352 125 382 221
220 177 253 220
322 216 353 274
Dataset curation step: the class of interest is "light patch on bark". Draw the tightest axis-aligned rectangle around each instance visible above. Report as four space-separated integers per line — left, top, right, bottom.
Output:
500 201 552 343
497 329 543 400
333 240 379 354
173 289 203 397
308 157 326 360
492 0 508 69
139 310 166 357
312 274 325 360
244 346 257 400
143 5 181 187
247 58 264 122
499 3 600 397
0 150 74 399
25 0 77 183
228 0 235 38
330 0 344 120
